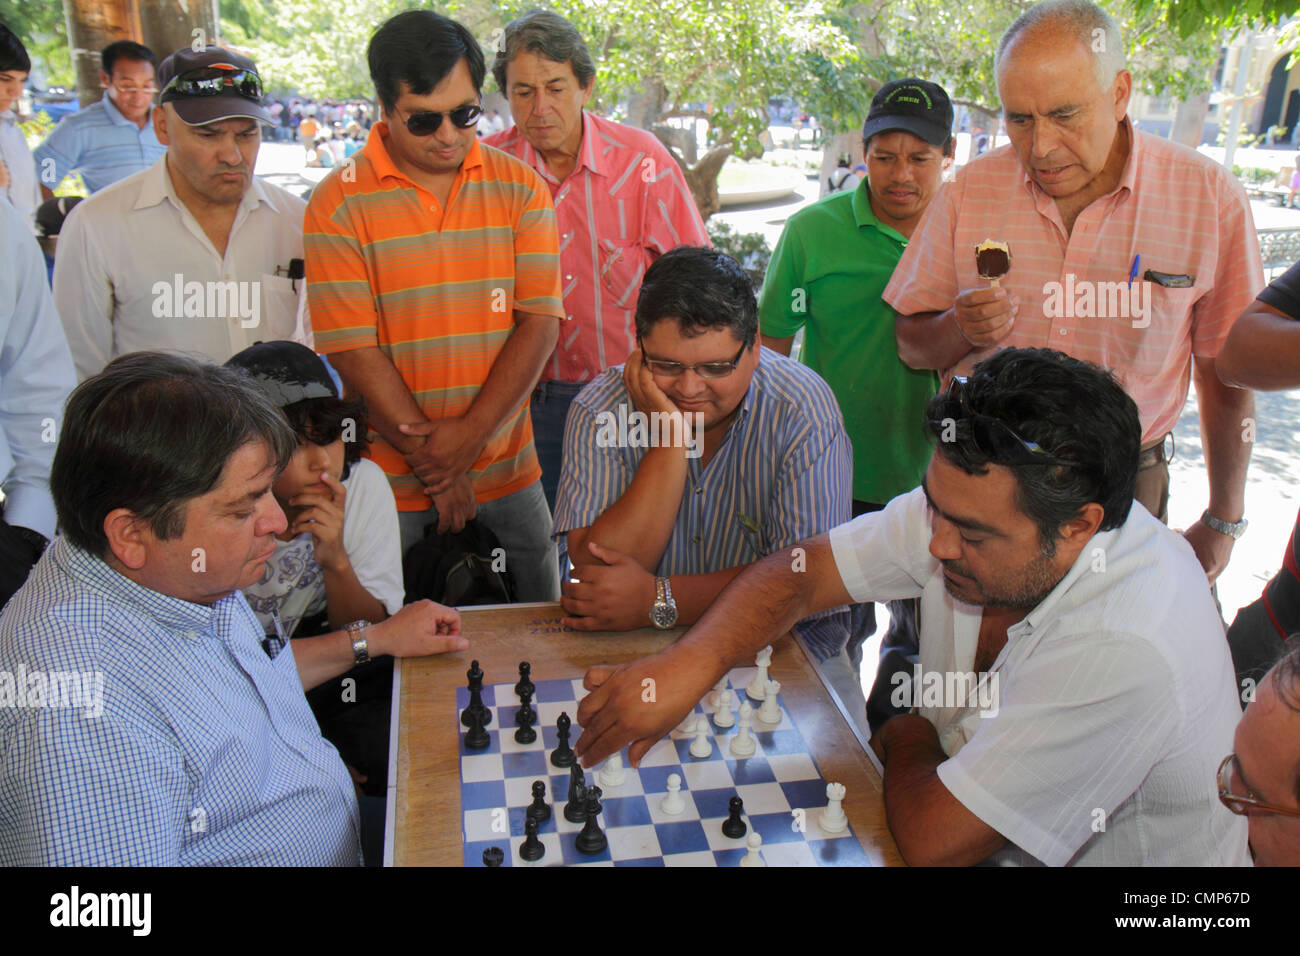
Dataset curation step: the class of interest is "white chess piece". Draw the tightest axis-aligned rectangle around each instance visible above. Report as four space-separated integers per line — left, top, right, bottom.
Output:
712 688 735 729
755 679 782 726
821 782 848 833
729 701 756 757
707 676 728 710
747 645 773 701
599 751 626 788
689 715 713 758
739 831 765 867
676 710 698 734
660 773 685 815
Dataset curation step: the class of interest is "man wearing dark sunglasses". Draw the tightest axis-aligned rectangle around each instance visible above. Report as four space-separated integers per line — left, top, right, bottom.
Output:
574 347 1248 866
305 11 566 604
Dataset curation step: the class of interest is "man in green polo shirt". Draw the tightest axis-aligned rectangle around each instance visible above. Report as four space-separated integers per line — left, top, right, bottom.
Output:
759 78 954 731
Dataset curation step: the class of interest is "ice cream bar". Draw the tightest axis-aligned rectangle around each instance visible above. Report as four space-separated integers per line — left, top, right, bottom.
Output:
975 239 1011 287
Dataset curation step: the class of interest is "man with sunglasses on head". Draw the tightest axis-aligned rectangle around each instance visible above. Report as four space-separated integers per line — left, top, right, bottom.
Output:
53 46 311 381
33 41 166 200
304 11 564 602
554 246 863 723
573 346 1249 866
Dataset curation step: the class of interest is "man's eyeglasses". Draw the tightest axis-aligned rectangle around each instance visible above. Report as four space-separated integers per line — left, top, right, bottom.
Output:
161 66 263 102
931 376 1076 467
392 104 482 136
1217 754 1300 818
641 342 748 379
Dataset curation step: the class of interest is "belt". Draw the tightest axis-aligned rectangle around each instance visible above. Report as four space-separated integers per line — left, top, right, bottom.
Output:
1137 432 1174 470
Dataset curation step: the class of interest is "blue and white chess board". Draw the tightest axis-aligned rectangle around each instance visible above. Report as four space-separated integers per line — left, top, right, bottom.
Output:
457 665 869 866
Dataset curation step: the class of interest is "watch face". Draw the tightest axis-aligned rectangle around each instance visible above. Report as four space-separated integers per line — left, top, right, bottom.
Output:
650 602 678 629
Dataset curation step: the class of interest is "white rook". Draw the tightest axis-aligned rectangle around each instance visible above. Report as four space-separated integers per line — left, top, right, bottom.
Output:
821 782 848 833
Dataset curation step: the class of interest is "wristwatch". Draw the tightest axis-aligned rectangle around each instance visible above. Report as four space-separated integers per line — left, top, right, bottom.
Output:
345 620 371 664
649 577 678 630
1201 510 1248 540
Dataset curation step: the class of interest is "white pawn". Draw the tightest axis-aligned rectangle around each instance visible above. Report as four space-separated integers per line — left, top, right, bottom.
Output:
599 751 626 788
756 679 782 726
660 773 685 815
707 676 728 709
712 688 736 729
689 715 713 758
729 701 756 757
747 645 773 701
676 709 698 734
821 782 848 833
739 831 765 867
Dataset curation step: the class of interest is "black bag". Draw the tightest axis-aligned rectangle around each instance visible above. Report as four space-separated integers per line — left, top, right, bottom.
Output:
402 518 517 606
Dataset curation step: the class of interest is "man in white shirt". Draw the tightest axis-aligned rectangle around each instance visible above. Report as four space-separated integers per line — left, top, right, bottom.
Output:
573 347 1250 866
53 46 310 381
0 23 40 230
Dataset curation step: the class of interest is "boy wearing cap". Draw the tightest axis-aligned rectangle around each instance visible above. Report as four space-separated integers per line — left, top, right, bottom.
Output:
53 46 312 381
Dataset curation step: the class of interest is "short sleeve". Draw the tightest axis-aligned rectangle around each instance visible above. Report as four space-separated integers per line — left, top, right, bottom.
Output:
882 180 962 317
511 170 565 318
303 178 381 354
341 459 405 615
1190 173 1264 359
757 218 809 339
552 392 631 537
828 486 936 603
1256 260 1300 320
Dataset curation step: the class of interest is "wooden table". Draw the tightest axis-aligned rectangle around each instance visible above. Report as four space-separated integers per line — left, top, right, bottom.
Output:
383 602 902 866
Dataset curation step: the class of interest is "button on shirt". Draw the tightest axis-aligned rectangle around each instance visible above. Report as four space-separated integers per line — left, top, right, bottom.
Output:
0 538 361 866
53 156 312 381
830 487 1251 866
883 119 1264 443
32 93 166 194
0 108 41 231
554 348 854 658
0 200 76 540
484 112 709 383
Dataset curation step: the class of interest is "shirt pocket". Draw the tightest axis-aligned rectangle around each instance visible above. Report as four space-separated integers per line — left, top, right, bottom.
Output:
597 239 648 309
256 274 305 343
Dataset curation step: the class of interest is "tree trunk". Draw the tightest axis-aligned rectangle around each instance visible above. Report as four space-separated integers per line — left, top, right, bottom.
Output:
137 0 220 65
1170 90 1211 148
626 78 666 131
660 140 732 221
653 124 697 166
819 130 860 198
61 0 139 108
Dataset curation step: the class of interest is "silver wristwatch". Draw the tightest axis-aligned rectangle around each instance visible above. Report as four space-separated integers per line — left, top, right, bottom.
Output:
346 619 371 664
649 576 678 629
1200 510 1248 540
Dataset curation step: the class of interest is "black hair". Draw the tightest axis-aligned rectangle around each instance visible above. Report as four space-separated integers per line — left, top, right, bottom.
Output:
51 352 296 558
101 40 156 76
368 10 485 113
492 9 596 94
280 395 371 479
634 246 758 347
924 347 1139 551
0 22 30 74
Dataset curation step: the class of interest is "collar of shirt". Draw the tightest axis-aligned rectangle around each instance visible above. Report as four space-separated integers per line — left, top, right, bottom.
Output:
132 154 281 219
0 108 15 127
100 91 133 127
1011 521 1125 645
363 119 485 190
850 177 907 244
1019 115 1138 209
513 110 605 185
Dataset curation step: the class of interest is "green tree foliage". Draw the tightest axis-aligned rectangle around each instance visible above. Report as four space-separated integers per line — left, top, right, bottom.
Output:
2 0 73 88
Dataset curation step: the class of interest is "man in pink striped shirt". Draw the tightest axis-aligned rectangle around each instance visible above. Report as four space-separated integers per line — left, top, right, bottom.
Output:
484 10 709 512
885 0 1260 584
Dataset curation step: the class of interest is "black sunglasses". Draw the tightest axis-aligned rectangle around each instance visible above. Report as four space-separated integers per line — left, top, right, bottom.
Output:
933 376 1076 467
394 104 483 136
162 66 263 102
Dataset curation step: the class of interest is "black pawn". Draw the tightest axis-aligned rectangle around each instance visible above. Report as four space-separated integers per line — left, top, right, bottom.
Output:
574 786 607 855
550 711 575 768
482 846 504 867
563 764 588 823
526 780 552 824
464 704 490 750
514 686 537 743
519 817 545 862
461 659 490 728
515 661 535 701
722 795 747 838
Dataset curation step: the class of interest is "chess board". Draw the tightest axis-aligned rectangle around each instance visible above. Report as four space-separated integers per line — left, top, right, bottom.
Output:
457 665 869 867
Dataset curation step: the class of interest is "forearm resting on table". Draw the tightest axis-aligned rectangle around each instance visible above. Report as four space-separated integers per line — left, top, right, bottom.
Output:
567 446 688 571
325 347 427 454
665 567 746 626
895 309 972 371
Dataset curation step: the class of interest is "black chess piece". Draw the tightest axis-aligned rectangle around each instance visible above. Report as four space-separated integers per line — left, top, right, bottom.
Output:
514 685 537 743
515 661 535 701
519 817 545 862
461 659 490 728
722 795 747 838
526 780 552 824
574 786 607 855
482 846 504 867
464 704 490 750
563 763 587 823
550 711 575 768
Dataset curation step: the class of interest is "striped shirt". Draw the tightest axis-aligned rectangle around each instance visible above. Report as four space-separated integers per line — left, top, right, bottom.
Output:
305 126 564 510
554 348 854 657
0 538 361 866
883 119 1264 443
32 93 165 194
485 112 709 383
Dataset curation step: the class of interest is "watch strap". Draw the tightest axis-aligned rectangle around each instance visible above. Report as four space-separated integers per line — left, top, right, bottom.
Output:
1201 510 1247 540
345 619 371 664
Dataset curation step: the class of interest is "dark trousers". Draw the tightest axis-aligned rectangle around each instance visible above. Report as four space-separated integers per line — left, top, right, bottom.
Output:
530 380 586 515
0 518 45 612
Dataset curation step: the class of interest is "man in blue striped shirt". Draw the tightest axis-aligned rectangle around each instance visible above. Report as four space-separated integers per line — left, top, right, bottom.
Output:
33 41 165 198
555 247 862 723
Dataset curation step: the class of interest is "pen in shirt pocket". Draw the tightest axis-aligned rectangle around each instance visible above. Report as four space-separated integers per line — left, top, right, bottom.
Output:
1128 253 1140 287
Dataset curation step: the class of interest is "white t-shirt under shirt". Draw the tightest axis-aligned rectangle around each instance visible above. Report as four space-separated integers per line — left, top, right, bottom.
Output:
829 487 1251 867
244 458 404 637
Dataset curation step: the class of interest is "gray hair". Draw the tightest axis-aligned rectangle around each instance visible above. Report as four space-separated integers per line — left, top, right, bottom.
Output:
491 9 596 93
995 0 1126 89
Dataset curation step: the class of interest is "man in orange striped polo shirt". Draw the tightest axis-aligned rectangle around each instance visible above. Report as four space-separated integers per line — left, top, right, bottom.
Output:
304 10 565 601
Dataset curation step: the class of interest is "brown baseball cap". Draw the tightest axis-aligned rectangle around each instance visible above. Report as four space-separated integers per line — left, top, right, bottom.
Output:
156 46 271 126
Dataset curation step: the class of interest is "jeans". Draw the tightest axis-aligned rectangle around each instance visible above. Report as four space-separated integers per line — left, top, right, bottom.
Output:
396 479 560 602
530 380 586 514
